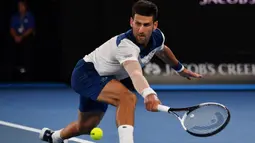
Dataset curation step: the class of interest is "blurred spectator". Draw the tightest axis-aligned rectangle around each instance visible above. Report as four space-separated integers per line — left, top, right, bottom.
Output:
9 0 35 81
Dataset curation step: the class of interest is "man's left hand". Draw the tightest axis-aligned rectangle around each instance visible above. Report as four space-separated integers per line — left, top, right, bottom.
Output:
178 68 202 80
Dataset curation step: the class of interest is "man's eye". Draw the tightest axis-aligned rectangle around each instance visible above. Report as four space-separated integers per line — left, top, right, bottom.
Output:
136 22 141 26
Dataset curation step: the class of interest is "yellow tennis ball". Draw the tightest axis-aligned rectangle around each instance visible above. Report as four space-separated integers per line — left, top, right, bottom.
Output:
90 127 103 140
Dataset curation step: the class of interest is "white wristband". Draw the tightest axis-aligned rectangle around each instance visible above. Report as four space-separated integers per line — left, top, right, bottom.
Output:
141 87 156 98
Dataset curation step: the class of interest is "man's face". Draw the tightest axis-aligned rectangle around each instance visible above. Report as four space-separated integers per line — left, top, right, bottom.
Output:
18 2 26 14
130 14 158 46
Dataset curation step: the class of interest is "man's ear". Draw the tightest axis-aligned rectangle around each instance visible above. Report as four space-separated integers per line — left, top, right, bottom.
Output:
153 21 158 30
130 17 133 27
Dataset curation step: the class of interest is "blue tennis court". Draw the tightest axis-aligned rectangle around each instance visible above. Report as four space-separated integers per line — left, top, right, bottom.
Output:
0 84 254 143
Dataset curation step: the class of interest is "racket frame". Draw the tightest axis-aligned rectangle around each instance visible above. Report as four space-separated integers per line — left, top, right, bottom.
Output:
158 102 231 137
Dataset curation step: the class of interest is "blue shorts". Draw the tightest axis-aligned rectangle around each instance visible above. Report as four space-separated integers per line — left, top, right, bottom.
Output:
71 59 115 112
71 59 135 113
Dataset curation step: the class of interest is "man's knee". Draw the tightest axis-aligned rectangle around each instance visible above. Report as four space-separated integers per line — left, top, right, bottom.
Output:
77 112 104 134
97 79 137 107
118 92 137 107
76 122 95 134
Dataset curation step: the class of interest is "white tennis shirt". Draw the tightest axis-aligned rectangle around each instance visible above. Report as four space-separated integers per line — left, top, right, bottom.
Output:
83 28 165 80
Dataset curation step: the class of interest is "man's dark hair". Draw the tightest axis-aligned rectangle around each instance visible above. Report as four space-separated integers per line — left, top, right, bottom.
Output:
132 0 158 22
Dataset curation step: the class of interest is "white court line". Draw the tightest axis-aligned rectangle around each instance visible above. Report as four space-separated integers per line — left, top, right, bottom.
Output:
0 120 95 143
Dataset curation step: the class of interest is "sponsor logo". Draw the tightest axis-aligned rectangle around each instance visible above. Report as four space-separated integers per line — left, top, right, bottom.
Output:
200 0 255 5
144 63 255 76
140 48 158 65
124 54 133 58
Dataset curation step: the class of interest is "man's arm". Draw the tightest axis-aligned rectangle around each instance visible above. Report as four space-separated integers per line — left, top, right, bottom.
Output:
22 28 34 38
116 39 157 97
115 40 160 111
156 45 202 79
122 60 161 112
156 45 184 72
122 60 151 96
21 14 35 38
10 16 23 43
10 28 18 38
116 49 156 97
10 16 18 38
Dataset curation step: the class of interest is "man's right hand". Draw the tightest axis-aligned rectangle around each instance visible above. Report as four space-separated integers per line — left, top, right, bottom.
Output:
144 94 161 112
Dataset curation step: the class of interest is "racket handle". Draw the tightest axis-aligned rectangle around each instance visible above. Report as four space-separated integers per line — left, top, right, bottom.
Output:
157 104 170 113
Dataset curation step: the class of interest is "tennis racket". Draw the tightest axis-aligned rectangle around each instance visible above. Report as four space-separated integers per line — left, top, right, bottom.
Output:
157 102 231 137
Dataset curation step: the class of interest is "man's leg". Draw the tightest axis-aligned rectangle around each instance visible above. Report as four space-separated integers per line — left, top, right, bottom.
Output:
56 111 104 140
40 80 136 143
40 98 106 143
51 79 137 143
96 79 137 143
40 60 137 143
60 96 106 139
64 79 137 143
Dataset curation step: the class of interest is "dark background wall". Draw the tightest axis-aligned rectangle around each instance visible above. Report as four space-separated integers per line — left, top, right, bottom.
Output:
1 0 255 83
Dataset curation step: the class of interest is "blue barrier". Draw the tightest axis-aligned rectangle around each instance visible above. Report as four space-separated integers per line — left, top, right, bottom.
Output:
151 84 255 90
0 83 255 90
0 83 68 88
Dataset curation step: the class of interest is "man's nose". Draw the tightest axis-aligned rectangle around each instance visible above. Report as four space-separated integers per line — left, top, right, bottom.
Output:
138 25 145 33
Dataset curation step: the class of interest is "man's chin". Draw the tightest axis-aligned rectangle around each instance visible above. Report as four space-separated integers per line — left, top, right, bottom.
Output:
137 41 145 45
136 39 146 45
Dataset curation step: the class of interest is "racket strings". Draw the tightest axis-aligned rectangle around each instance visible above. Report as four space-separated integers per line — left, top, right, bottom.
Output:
182 105 230 135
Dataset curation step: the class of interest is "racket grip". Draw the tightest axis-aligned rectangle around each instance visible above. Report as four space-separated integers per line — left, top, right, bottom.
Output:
157 104 170 113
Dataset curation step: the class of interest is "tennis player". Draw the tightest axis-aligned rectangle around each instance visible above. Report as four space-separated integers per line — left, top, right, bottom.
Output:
39 0 202 143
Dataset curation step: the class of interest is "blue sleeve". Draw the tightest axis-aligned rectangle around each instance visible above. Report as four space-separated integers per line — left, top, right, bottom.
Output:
10 16 16 29
27 14 35 29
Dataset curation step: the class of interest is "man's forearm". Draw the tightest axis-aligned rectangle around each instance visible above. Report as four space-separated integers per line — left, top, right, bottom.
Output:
156 45 185 72
156 45 179 66
22 28 34 38
10 28 17 38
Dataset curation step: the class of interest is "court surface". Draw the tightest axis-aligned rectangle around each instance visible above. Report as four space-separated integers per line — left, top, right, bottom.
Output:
0 84 254 143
